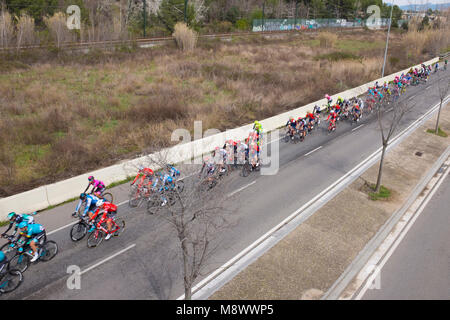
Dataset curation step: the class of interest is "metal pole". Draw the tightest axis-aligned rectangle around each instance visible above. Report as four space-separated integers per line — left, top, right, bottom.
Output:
294 0 298 31
381 3 394 78
184 0 188 23
262 1 265 33
143 0 146 37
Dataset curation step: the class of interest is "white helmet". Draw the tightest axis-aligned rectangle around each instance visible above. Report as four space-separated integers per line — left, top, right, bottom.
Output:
96 199 104 207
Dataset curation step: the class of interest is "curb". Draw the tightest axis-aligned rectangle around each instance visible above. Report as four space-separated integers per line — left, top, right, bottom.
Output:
322 145 450 300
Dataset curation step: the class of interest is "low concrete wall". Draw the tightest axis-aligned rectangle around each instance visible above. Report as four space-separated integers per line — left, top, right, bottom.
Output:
0 57 439 220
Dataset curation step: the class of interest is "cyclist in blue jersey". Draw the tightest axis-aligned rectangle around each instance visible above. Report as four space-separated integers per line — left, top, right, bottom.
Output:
2 212 36 238
72 193 101 218
17 221 46 262
166 164 180 179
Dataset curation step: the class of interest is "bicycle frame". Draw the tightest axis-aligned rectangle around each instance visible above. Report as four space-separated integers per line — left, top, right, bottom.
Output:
92 215 120 238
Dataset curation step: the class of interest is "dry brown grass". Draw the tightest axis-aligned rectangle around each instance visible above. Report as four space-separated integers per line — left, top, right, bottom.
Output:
173 22 198 52
0 29 447 196
318 31 338 49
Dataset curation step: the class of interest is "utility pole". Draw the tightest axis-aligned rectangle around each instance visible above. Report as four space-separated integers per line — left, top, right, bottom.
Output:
262 0 266 33
143 0 146 37
382 3 394 78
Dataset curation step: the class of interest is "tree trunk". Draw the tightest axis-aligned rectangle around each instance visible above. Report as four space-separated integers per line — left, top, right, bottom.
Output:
375 143 387 193
181 236 192 300
435 100 442 134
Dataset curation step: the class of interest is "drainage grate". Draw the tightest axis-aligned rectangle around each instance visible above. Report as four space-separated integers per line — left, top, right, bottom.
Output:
415 152 423 157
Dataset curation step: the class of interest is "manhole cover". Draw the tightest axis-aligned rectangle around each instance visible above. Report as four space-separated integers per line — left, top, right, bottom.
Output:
415 152 423 157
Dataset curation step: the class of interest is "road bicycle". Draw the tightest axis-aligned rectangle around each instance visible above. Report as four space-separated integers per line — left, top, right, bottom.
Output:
0 235 21 262
0 261 23 294
146 190 177 215
129 182 152 208
87 214 125 248
8 237 58 273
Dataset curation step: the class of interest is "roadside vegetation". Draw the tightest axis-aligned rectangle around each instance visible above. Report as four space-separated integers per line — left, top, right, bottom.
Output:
0 23 449 197
427 127 448 137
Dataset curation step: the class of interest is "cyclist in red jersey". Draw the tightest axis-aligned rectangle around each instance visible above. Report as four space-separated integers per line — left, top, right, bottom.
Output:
131 166 154 189
91 201 118 240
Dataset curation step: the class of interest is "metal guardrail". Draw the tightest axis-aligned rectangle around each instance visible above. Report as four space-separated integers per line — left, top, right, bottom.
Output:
0 27 369 52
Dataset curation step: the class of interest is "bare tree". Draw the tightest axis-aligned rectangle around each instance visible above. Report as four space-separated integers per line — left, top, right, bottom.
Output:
0 6 14 48
434 71 450 134
375 99 414 193
142 148 236 300
44 12 74 48
16 13 35 50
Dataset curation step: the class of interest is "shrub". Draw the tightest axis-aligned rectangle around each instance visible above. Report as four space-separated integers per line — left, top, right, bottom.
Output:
236 19 250 31
173 22 197 52
318 31 338 49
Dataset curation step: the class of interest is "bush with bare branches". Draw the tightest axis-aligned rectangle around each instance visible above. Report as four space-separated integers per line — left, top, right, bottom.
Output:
44 12 74 48
173 22 197 52
0 7 14 48
16 13 35 49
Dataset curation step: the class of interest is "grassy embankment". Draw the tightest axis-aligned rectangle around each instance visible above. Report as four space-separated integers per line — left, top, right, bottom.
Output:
0 28 448 197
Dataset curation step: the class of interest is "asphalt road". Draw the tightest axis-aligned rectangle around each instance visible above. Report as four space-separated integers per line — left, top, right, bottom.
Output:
1 68 448 300
362 173 450 300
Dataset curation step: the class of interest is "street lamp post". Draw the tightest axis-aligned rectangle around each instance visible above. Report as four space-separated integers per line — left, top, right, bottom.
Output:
382 3 394 78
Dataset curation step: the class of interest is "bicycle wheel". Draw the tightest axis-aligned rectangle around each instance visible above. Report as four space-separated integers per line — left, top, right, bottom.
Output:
283 133 290 143
87 230 104 248
77 202 86 217
39 241 58 262
176 180 185 193
113 219 125 237
128 185 143 208
0 269 23 293
70 222 88 242
0 243 17 262
103 193 113 203
146 196 160 215
8 254 30 273
242 162 251 177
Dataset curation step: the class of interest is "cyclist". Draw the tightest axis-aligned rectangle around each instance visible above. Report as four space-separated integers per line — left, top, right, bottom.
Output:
213 146 227 173
131 166 154 188
445 59 448 70
434 62 439 73
297 117 307 139
286 117 297 139
2 212 36 238
93 201 118 241
325 94 333 110
305 111 316 131
166 164 181 179
352 103 361 122
73 192 101 218
17 221 46 262
84 176 106 198
0 251 6 269
199 156 216 179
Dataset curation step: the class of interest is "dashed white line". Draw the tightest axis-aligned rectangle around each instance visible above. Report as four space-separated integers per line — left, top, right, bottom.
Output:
47 221 78 236
80 243 136 275
425 86 431 90
227 181 256 198
352 124 365 132
304 146 322 156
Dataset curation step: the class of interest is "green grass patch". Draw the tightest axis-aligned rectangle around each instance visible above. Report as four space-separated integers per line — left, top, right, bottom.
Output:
107 176 135 189
426 127 448 137
368 185 392 201
315 51 362 62
336 39 384 53
0 220 9 227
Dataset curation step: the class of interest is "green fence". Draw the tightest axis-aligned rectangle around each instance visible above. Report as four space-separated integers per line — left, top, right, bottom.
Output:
252 18 391 32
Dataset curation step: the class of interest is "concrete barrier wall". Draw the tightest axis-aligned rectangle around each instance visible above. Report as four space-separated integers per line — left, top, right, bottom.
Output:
0 57 439 220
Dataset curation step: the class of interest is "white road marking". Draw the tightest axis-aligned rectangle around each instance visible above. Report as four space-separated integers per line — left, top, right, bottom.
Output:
354 161 450 300
47 221 78 236
425 86 431 90
178 96 450 300
80 244 136 275
227 181 256 198
352 124 365 132
304 146 322 156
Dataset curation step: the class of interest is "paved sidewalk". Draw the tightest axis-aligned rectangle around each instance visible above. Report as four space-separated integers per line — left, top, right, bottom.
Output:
211 104 450 300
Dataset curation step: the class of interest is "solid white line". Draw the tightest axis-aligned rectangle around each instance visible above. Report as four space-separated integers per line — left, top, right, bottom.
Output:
387 108 393 112
177 96 449 300
425 86 431 90
117 200 129 206
304 146 322 156
80 243 136 275
352 124 365 132
354 163 450 300
47 221 78 236
227 181 256 198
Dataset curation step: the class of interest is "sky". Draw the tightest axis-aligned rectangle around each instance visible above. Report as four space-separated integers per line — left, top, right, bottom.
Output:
388 0 450 5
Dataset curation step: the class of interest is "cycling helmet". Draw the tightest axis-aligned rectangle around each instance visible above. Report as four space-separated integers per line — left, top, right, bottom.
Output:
18 221 28 229
7 212 17 221
96 199 104 207
0 251 5 262
94 191 102 198
138 165 144 171
79 193 87 200
88 176 94 182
